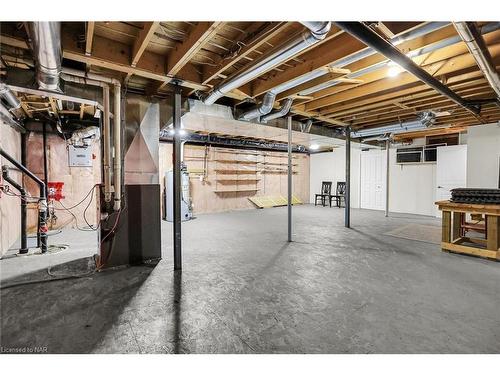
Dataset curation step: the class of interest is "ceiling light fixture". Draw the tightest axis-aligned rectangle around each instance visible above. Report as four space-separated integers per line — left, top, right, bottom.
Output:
309 144 320 150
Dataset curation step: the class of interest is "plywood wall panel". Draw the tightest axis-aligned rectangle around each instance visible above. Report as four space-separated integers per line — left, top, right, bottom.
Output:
25 132 101 232
159 143 310 215
0 122 22 255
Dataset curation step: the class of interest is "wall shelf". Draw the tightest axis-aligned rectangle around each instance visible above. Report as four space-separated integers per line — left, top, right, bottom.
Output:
214 169 258 174
214 188 259 193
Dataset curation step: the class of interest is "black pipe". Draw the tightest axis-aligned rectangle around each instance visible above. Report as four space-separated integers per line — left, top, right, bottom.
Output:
334 22 483 120
21 132 31 246
42 122 49 188
0 147 48 253
345 126 351 229
2 166 28 254
172 83 182 271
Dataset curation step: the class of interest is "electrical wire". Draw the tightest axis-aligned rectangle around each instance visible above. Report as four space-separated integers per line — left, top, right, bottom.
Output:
52 183 99 211
57 199 99 232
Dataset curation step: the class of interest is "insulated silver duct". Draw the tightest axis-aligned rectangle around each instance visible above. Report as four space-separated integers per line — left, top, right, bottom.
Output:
300 119 313 133
204 22 331 106
0 82 21 110
454 22 500 98
260 98 293 123
28 22 62 91
238 92 276 121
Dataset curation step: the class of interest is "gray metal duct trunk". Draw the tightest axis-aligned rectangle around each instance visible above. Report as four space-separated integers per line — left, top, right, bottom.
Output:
27 22 62 91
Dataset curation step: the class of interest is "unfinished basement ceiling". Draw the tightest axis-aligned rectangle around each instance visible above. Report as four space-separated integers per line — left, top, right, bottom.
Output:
1 21 499 135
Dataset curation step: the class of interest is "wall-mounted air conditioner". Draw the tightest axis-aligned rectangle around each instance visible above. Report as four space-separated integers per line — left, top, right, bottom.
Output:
396 143 447 164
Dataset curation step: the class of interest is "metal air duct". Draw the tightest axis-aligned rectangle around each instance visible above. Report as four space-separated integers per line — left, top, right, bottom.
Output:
454 22 500 99
238 92 276 121
27 22 62 91
260 98 293 123
0 82 21 110
204 22 331 106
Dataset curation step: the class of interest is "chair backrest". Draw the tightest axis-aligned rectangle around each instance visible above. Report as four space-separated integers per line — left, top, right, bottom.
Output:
321 181 332 194
336 181 346 195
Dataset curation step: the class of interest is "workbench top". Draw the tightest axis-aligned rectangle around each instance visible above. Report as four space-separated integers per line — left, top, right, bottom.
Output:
435 200 500 216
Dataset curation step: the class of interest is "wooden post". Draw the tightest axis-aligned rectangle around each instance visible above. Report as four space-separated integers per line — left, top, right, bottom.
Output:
486 215 499 252
442 210 451 244
452 212 462 241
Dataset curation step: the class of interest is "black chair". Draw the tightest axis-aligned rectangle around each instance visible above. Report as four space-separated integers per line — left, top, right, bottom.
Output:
331 181 346 208
315 181 333 207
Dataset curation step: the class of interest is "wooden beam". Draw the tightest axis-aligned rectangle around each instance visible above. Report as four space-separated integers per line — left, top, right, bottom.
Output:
201 22 292 84
319 70 485 116
252 24 461 97
62 34 207 91
376 22 395 39
167 22 224 76
291 108 348 126
79 104 85 119
392 125 468 141
304 45 500 112
85 22 95 56
131 22 159 67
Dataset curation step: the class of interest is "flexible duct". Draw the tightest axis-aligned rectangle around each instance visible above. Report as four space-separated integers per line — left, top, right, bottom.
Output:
454 22 500 98
352 120 425 138
0 82 21 110
260 98 293 123
237 22 449 121
238 92 276 120
204 22 331 106
27 22 62 91
300 119 313 133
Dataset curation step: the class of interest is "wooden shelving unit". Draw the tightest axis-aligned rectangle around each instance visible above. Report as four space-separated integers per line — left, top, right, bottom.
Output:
214 149 260 195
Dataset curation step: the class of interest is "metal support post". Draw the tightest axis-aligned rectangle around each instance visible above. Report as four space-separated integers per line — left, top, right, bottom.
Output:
287 116 292 242
385 139 390 217
172 84 182 270
345 126 351 228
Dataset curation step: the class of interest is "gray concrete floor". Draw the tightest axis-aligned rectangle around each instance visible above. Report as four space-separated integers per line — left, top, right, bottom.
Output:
1 205 499 353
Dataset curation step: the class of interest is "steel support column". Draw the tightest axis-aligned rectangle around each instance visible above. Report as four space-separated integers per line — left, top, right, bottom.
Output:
287 116 292 242
172 84 182 270
42 122 48 188
345 126 351 228
385 139 390 217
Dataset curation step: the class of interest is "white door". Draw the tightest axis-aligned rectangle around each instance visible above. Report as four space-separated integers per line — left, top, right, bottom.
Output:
436 145 467 217
360 150 386 210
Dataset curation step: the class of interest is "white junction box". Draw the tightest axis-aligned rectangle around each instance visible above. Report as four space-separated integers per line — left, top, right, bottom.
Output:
68 145 92 167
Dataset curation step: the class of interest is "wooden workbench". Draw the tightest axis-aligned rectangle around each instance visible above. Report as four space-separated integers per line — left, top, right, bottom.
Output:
435 200 500 261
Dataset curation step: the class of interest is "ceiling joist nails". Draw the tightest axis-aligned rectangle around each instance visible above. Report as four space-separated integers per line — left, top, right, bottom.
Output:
131 22 160 68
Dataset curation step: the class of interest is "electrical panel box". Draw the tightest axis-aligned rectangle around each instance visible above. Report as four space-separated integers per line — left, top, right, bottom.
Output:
68 145 92 167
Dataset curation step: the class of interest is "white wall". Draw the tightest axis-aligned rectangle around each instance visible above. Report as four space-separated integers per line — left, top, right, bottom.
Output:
310 142 436 216
309 147 360 208
388 148 437 216
466 123 500 188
